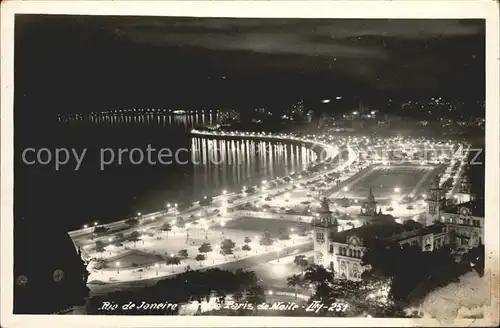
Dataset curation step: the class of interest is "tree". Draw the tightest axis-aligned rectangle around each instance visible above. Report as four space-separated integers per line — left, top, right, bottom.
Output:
246 187 256 194
116 232 125 239
287 274 303 300
278 229 291 240
244 236 252 244
198 242 213 255
302 264 334 286
165 256 181 272
448 230 458 250
220 239 236 259
113 240 123 247
299 227 309 237
176 217 186 229
87 268 260 315
215 289 227 304
232 290 244 303
245 285 266 311
178 249 189 259
199 196 213 207
403 219 422 231
242 244 251 255
195 254 206 266
161 222 172 237
340 197 350 208
362 240 466 304
93 226 109 234
461 244 485 276
125 218 139 227
94 240 105 257
127 231 141 247
373 214 396 224
259 231 274 249
293 255 309 272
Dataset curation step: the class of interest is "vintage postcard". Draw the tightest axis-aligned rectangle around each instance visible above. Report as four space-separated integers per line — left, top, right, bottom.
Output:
1 1 499 327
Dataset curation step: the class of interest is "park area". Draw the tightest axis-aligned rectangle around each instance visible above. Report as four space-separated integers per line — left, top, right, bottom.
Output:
223 217 311 236
85 216 312 285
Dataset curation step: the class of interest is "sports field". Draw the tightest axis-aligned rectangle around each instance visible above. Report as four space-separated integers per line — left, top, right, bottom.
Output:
331 165 435 200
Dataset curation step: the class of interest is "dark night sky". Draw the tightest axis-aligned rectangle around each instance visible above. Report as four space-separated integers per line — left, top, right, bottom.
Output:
13 15 486 230
15 15 485 116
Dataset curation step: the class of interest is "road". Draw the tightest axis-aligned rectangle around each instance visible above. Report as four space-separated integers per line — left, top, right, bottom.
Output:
71 142 356 247
88 242 313 296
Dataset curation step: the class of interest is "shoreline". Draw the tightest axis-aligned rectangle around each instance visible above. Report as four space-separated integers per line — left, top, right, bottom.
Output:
69 130 342 237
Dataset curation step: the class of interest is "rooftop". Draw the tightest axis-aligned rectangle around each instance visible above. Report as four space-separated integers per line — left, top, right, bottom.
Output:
385 224 446 243
330 221 407 244
330 219 444 245
442 199 485 217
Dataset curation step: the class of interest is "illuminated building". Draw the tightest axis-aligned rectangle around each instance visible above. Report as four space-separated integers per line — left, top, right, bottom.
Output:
438 200 484 250
311 197 339 272
438 177 483 250
426 174 446 218
290 100 305 120
360 188 378 216
312 191 453 281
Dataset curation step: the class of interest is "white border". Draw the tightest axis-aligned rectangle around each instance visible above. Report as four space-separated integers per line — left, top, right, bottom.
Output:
1 1 499 327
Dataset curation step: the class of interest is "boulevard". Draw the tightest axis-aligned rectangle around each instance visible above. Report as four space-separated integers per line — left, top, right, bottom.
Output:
71 130 469 297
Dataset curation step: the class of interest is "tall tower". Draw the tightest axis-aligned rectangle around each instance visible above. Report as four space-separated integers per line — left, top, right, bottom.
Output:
457 173 474 203
360 188 377 216
427 174 445 218
311 197 339 269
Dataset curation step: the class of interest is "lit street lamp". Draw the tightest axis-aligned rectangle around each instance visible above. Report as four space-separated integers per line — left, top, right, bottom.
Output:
268 290 273 303
275 247 282 262
185 223 191 243
220 222 225 239
155 263 159 276
309 283 314 296
170 254 175 272
116 261 120 274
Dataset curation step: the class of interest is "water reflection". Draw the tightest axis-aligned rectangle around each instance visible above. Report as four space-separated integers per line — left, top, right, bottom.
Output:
191 137 316 194
56 109 317 206
58 109 219 131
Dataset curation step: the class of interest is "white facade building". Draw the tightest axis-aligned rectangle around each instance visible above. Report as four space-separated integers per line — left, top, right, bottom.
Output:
312 195 452 281
439 200 484 250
